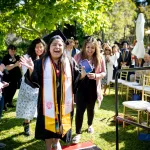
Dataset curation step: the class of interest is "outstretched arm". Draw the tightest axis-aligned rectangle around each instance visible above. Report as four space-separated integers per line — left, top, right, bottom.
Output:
20 56 34 76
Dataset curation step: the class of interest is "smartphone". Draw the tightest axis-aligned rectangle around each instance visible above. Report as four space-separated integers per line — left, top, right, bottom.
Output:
80 59 93 74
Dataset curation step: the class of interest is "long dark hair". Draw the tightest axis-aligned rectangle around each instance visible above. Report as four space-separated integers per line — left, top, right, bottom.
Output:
44 35 69 74
27 38 46 61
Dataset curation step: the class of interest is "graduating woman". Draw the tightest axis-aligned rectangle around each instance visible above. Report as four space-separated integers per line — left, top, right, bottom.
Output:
20 35 86 150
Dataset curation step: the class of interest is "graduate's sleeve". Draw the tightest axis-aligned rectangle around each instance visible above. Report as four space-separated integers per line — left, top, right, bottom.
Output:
24 59 41 88
71 58 82 94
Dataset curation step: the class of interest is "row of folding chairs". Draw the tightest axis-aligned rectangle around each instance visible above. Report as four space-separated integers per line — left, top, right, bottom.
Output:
109 67 150 133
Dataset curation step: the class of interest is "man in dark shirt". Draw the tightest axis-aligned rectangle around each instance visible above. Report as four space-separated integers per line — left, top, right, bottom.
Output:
118 41 131 69
2 45 22 109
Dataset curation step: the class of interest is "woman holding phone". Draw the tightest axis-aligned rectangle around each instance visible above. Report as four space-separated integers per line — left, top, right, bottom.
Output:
73 37 106 143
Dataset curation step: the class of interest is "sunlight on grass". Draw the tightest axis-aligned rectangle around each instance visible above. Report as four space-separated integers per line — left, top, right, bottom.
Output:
0 90 150 149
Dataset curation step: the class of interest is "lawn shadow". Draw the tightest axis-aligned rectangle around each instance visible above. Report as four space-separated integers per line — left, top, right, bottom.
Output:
99 94 125 113
0 132 45 150
0 117 24 132
100 127 150 150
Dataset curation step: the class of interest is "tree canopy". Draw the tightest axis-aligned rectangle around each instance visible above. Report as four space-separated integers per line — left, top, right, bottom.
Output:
0 0 149 53
0 0 117 38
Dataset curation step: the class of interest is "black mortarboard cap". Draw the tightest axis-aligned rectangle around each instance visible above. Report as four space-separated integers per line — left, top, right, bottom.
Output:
43 29 67 44
121 40 129 46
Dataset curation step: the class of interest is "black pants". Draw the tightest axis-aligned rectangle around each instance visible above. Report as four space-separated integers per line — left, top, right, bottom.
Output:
3 81 18 105
75 92 97 134
113 66 118 79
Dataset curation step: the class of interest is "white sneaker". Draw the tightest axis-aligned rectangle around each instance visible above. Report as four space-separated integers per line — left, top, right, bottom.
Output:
88 126 94 133
72 134 81 144
53 141 62 150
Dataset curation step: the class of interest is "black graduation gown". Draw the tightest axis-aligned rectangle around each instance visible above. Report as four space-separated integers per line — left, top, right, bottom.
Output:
25 57 81 142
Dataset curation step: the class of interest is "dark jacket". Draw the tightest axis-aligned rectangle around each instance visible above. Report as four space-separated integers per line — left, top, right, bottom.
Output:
2 54 22 82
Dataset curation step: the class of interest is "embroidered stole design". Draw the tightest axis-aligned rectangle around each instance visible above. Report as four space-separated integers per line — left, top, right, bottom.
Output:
43 57 73 136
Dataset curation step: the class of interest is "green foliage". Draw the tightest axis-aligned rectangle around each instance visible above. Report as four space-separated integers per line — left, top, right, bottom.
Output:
0 0 116 39
0 0 146 52
145 5 150 28
104 0 137 43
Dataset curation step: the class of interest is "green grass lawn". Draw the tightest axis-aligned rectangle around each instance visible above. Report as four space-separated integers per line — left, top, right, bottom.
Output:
0 90 150 150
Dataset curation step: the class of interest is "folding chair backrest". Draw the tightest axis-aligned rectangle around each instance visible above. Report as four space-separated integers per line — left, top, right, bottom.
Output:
120 66 129 80
135 72 143 84
142 75 150 101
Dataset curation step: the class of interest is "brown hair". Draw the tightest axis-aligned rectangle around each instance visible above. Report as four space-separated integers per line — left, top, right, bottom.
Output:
80 37 102 69
103 46 112 56
112 44 119 54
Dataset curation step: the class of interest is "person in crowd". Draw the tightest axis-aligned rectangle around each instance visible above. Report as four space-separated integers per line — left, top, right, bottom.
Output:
101 46 115 96
74 39 80 50
0 63 9 118
118 41 131 69
0 63 9 148
133 54 150 82
97 38 103 53
16 38 46 136
20 35 86 150
102 43 109 52
135 57 144 67
114 41 121 50
147 45 150 55
65 38 80 58
72 38 80 57
143 53 150 67
72 37 106 144
112 44 120 79
65 39 74 59
131 57 144 82
2 45 22 110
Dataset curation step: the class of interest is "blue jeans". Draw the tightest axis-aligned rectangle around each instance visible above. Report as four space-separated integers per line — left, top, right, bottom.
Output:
0 95 4 119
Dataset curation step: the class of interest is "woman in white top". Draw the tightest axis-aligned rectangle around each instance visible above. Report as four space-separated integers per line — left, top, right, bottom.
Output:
112 44 120 79
102 46 116 95
16 38 46 136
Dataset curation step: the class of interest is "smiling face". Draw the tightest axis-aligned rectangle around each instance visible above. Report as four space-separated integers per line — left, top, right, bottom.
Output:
85 42 95 59
35 42 45 57
49 39 64 61
144 54 150 63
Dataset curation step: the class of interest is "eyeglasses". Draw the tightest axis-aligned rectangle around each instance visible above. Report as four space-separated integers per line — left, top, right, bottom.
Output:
105 49 110 51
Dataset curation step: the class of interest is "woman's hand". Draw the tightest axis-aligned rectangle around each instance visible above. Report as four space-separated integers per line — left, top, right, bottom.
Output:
2 81 9 88
20 56 34 75
15 61 22 68
87 73 96 80
0 64 5 72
